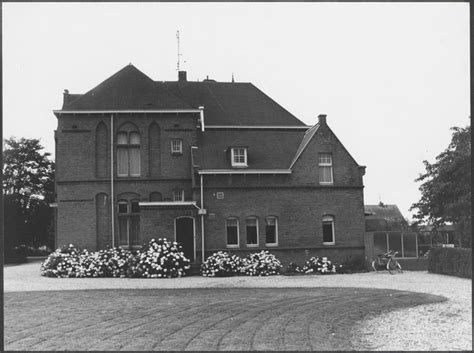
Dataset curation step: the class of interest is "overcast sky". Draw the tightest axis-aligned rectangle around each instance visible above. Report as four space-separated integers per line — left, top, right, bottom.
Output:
3 3 470 220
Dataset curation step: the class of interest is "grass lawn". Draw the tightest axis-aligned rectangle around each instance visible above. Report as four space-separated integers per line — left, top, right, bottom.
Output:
4 287 445 351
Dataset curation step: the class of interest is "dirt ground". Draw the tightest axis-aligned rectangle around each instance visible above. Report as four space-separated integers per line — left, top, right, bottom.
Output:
4 261 472 351
4 287 444 351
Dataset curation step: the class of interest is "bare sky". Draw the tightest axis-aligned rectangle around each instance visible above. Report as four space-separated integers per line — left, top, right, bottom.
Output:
3 3 470 220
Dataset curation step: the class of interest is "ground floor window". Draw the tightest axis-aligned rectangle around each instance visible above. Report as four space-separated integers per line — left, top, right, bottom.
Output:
322 215 335 245
265 216 278 246
118 200 140 247
226 217 239 247
246 217 258 246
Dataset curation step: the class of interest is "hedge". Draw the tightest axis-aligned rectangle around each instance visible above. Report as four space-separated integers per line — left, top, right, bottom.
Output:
428 247 472 278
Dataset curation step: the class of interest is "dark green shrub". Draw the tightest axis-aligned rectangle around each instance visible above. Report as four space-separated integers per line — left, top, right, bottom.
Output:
336 255 369 274
285 262 303 274
4 244 27 264
428 247 472 278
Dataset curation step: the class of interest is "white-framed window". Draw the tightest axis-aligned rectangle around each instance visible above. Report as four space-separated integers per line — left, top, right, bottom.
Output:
246 217 259 246
117 127 141 177
322 215 335 245
265 216 278 246
231 147 248 167
173 189 184 202
118 200 140 247
318 153 333 184
226 217 239 247
170 139 183 154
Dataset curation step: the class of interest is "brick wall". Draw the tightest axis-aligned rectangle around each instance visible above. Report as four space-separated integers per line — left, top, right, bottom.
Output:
199 187 365 252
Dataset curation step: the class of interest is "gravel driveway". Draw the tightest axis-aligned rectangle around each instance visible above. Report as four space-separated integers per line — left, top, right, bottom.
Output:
4 261 472 350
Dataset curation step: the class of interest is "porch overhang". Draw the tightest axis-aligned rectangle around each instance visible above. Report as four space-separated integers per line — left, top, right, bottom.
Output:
138 201 200 209
197 169 292 175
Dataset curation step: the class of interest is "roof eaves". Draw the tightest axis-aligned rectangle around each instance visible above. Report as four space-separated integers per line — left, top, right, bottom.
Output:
289 123 320 169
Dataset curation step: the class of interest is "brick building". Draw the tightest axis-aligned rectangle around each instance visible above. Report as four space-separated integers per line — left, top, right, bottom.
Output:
53 64 366 265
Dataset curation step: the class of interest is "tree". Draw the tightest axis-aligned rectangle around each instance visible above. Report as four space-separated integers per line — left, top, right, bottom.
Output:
3 137 55 246
410 125 471 247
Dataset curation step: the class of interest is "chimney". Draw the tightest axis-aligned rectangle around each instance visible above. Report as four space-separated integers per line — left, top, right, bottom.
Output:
178 71 187 82
63 89 70 106
318 114 327 125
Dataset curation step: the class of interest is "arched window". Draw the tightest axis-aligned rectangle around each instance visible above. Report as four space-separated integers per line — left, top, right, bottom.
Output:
265 216 278 246
246 217 259 246
149 192 163 202
226 217 239 247
322 215 335 245
117 123 141 177
118 199 140 247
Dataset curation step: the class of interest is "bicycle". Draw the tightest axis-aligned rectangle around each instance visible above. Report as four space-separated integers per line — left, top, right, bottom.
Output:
371 250 403 274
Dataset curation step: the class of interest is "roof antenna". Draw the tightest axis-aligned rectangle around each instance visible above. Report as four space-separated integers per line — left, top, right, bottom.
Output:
232 72 235 83
176 30 182 71
176 31 186 71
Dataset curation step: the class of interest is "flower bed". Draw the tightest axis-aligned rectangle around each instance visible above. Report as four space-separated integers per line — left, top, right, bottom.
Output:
41 238 190 278
201 250 282 277
134 238 191 278
241 251 282 276
302 256 338 274
201 251 244 277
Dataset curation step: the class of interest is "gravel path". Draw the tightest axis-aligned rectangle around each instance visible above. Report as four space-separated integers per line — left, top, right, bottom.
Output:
4 261 472 350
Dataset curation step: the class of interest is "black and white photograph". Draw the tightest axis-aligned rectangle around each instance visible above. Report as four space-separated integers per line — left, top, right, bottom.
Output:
3 2 471 351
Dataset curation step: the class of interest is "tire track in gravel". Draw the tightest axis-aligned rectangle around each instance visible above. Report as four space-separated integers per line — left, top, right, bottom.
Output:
152 295 292 351
189 295 326 351
5 288 446 351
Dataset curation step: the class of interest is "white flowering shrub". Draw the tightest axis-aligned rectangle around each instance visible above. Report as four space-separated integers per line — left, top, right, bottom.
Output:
41 239 190 278
301 256 337 274
240 250 282 276
41 244 82 277
134 238 191 278
92 247 139 278
200 251 244 277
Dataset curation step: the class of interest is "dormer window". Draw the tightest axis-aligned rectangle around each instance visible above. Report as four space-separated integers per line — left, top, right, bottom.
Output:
231 147 248 167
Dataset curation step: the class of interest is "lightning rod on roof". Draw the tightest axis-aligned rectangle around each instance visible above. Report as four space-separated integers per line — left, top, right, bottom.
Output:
176 30 182 71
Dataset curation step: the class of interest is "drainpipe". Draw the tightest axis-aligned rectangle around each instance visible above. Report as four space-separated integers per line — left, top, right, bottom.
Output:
199 106 205 132
200 174 205 262
110 114 115 247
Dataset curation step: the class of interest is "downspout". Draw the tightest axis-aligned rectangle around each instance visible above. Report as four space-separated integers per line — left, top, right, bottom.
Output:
191 146 198 262
200 174 205 263
110 114 115 247
199 106 205 132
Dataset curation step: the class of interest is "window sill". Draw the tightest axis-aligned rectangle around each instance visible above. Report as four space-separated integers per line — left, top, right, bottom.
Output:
319 182 333 185
246 244 259 247
265 243 279 247
322 242 335 246
231 164 248 168
226 244 240 248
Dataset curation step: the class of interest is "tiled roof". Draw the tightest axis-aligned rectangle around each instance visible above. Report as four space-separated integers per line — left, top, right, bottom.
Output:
61 64 305 127
199 129 306 170
63 64 191 110
161 81 306 126
365 204 408 232
289 123 320 168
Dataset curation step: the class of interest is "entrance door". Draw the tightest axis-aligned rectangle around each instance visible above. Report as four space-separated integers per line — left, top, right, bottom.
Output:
175 217 194 262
